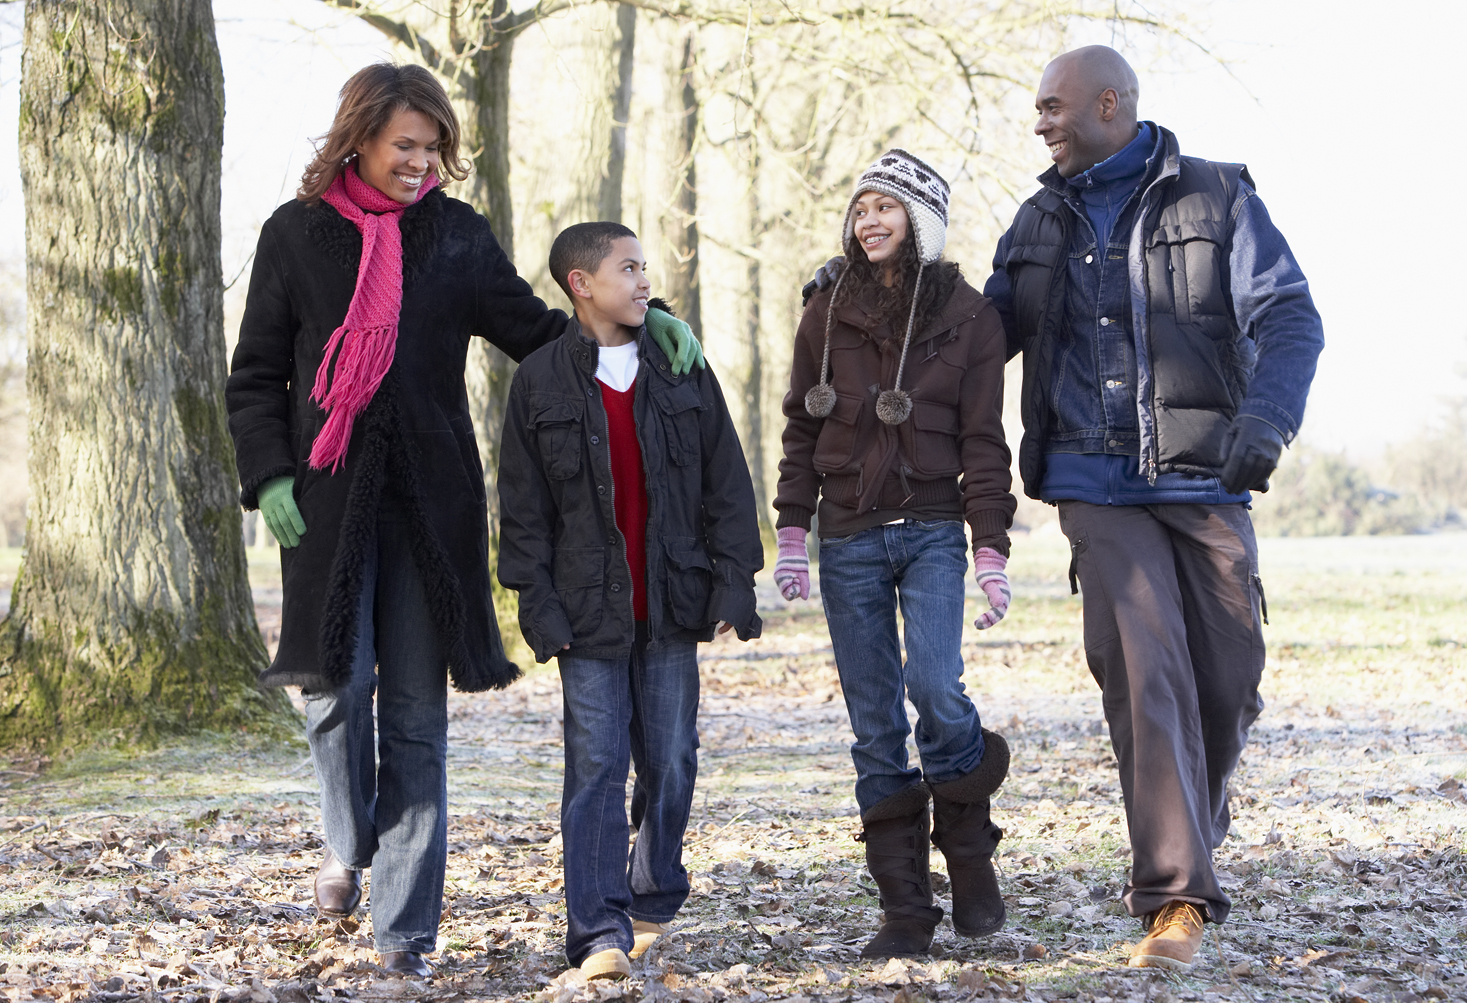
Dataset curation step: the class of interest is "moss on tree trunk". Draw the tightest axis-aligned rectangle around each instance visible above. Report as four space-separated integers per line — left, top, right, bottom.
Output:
0 0 296 753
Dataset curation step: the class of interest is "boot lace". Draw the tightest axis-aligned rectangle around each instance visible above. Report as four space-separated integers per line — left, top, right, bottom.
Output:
1147 901 1204 935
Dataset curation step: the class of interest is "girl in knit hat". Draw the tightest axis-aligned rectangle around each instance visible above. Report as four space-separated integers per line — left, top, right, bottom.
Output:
773 150 1018 958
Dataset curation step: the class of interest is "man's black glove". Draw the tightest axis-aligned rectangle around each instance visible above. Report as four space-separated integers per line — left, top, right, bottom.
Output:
800 255 847 306
1219 415 1286 494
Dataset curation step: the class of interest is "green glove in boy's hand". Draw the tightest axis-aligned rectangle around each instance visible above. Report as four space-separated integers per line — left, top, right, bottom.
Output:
645 307 705 376
258 475 307 548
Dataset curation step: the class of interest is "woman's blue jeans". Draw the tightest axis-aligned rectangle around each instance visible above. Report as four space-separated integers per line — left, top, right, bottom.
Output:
818 519 987 813
557 636 700 966
303 515 448 955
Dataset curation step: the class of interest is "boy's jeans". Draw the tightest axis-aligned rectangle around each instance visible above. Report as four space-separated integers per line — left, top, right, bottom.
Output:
557 636 699 966
303 515 449 955
818 519 987 814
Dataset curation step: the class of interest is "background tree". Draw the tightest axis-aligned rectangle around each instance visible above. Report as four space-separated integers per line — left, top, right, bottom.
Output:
0 0 293 752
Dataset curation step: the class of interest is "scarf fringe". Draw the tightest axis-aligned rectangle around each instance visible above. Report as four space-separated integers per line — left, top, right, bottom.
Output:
308 323 398 473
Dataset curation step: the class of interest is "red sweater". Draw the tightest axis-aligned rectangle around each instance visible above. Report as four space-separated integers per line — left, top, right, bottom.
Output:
598 381 648 621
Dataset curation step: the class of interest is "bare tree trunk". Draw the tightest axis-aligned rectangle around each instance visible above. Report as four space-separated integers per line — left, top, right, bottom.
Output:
663 30 701 338
599 3 637 224
0 0 294 752
744 138 771 538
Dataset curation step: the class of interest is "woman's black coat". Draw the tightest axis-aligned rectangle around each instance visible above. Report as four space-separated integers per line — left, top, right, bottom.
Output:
226 187 567 693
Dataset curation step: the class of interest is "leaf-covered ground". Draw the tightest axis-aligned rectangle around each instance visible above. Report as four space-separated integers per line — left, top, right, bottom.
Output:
2 534 1465 1003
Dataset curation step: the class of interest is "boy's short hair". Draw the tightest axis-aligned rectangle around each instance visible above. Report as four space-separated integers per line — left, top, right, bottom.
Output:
549 222 638 300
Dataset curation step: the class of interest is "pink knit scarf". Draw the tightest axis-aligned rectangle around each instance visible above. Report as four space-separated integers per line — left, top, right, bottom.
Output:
309 163 440 472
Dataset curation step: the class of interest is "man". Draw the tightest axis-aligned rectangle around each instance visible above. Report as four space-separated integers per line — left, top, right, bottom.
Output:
983 46 1323 969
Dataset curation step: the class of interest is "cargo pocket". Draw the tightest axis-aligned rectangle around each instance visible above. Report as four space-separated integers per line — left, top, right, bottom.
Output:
653 382 704 466
811 392 864 471
552 547 604 636
909 399 961 476
529 394 585 480
664 536 712 629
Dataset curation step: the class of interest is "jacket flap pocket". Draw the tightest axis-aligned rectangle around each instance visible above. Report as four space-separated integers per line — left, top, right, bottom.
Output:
653 382 703 415
1005 242 1066 268
826 392 863 426
1148 219 1227 247
665 536 713 571
912 399 959 434
528 393 584 425
552 547 604 588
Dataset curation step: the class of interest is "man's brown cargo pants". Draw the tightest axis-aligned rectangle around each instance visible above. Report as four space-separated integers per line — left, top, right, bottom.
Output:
1058 501 1266 924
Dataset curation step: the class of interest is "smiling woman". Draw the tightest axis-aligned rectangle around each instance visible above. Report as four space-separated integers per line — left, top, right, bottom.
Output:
224 62 570 978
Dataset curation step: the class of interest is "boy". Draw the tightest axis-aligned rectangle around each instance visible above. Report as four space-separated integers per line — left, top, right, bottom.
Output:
497 222 763 980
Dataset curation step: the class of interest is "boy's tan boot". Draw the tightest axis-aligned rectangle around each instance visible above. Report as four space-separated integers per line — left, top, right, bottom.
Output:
629 920 667 959
1128 901 1205 970
580 948 631 981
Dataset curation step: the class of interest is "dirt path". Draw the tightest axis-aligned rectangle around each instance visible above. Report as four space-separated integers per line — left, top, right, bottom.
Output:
2 534 1464 1002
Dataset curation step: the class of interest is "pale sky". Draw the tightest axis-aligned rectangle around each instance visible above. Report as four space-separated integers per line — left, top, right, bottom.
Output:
0 0 1463 455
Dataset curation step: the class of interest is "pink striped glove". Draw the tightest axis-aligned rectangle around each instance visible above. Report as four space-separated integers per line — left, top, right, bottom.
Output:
773 527 810 601
973 547 1011 630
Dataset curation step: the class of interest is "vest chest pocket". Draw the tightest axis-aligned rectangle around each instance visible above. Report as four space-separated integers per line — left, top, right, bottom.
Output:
653 382 704 466
529 394 585 480
1148 219 1228 327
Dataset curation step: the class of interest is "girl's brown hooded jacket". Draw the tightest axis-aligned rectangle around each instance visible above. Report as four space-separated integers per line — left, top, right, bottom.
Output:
774 276 1016 552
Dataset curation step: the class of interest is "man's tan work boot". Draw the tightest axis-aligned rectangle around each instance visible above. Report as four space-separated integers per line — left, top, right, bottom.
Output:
1128 901 1205 971
629 920 666 960
580 948 631 981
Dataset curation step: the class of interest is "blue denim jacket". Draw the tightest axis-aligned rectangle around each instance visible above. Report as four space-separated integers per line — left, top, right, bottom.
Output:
984 123 1325 503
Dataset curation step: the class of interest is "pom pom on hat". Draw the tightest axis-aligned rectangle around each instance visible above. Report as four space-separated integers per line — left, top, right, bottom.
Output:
842 149 950 265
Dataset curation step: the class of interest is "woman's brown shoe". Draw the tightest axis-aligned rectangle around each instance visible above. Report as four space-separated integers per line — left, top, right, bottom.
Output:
1128 901 1205 970
380 951 431 977
313 849 362 918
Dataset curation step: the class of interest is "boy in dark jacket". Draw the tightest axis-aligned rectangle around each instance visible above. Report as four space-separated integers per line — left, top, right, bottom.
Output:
498 222 763 980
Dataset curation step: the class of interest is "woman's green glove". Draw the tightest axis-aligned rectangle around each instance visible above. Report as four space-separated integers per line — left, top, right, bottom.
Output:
258 475 307 548
645 307 705 376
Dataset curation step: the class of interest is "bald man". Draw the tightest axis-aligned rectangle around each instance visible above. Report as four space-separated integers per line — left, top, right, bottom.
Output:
983 45 1324 969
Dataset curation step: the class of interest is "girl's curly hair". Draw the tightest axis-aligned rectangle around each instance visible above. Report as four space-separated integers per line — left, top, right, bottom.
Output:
833 223 961 339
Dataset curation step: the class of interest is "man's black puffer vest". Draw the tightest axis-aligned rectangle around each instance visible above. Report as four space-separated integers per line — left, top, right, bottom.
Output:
1003 135 1253 498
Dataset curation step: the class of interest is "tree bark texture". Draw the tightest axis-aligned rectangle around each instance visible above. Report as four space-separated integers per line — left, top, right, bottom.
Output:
663 30 702 339
599 3 637 224
0 0 294 751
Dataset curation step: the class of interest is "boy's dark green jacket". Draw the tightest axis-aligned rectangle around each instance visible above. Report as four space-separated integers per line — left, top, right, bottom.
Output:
497 319 764 663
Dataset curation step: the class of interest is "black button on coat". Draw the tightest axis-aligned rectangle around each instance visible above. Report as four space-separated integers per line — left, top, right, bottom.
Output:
226 188 568 693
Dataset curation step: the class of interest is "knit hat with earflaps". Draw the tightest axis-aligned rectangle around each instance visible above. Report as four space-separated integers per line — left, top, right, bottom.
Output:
841 149 950 265
805 149 951 425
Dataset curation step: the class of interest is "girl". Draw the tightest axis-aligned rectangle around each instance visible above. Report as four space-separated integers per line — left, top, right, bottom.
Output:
226 64 698 975
773 150 1016 958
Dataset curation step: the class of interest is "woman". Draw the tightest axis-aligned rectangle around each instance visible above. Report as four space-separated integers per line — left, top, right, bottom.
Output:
226 64 699 976
772 150 1017 958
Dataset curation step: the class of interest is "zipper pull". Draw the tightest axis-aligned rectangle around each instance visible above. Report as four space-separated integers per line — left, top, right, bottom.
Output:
1252 572 1269 625
1068 538 1082 595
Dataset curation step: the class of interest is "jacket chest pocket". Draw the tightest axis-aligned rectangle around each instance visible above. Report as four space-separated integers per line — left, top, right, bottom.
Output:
653 382 704 466
906 399 961 476
529 394 585 480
